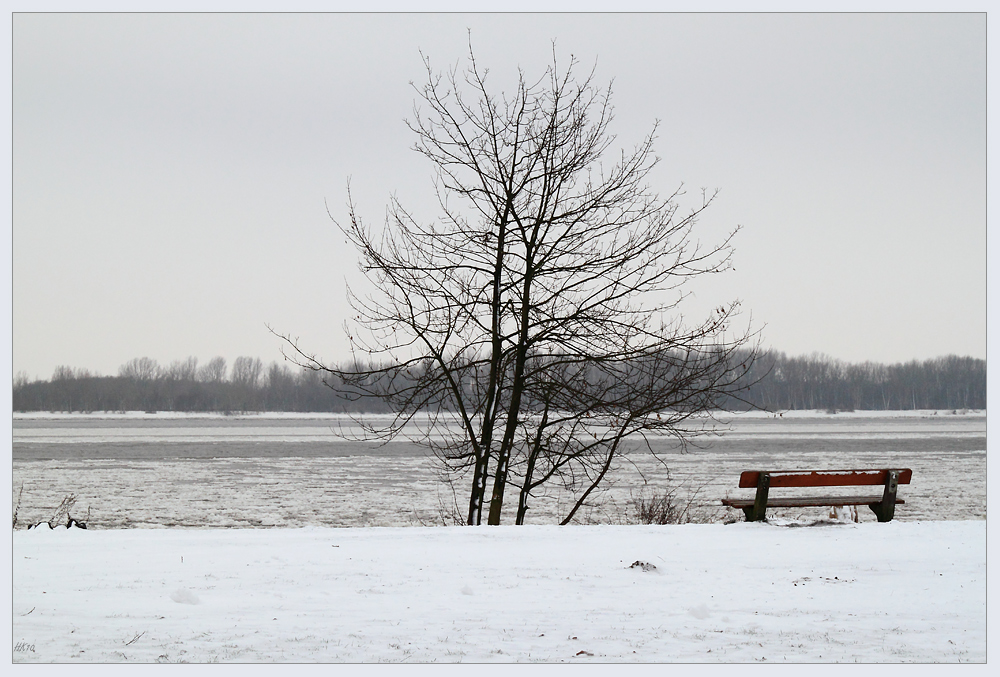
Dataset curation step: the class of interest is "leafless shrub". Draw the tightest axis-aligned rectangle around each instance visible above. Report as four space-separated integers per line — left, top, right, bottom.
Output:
633 488 686 525
626 476 720 525
24 493 88 530
48 493 77 525
12 482 24 529
412 472 466 527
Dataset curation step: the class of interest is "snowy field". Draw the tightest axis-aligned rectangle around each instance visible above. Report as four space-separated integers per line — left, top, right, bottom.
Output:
10 411 989 663
12 410 987 527
12 520 986 663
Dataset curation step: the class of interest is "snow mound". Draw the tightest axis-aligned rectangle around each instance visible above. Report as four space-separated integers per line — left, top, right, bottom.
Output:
169 588 200 605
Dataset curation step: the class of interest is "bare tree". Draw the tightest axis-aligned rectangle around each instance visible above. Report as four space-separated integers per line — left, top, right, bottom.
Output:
118 357 160 381
231 356 264 389
13 371 31 392
166 357 199 381
197 356 228 383
51 365 77 381
280 43 758 525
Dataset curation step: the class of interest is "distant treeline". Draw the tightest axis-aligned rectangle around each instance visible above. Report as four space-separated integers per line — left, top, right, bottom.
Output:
12 356 388 414
726 352 985 412
12 352 985 414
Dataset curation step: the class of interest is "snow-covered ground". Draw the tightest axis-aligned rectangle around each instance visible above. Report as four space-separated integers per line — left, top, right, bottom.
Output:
10 411 989 663
12 520 985 663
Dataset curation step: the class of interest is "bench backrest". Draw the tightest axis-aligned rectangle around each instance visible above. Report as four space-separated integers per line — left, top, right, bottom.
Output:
738 469 912 489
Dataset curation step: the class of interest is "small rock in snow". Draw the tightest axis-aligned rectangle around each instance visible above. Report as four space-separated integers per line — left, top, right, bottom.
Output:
629 560 657 572
460 585 474 595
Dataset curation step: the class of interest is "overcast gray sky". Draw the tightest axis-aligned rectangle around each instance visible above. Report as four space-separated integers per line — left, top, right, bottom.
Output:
11 12 986 380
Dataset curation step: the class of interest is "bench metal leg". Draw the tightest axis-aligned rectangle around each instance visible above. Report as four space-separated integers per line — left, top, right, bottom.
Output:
868 470 899 522
748 472 770 522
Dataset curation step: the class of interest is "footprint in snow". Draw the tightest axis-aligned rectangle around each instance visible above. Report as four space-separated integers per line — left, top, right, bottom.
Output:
170 588 200 605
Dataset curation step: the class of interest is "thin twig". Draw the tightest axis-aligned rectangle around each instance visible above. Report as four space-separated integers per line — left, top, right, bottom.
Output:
124 631 146 646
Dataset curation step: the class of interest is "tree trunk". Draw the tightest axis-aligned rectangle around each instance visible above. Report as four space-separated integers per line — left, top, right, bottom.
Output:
486 240 535 525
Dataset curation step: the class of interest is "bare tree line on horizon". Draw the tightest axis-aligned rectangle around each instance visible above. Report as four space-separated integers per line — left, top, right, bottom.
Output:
13 351 986 415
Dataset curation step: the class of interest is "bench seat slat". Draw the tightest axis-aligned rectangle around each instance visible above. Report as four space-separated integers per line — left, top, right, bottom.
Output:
738 469 912 489
722 495 905 509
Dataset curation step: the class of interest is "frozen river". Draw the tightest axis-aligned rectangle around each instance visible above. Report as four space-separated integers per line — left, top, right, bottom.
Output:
12 410 986 529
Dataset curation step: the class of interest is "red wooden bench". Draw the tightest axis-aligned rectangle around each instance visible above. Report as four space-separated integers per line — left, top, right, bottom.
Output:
721 468 912 522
